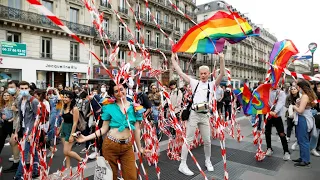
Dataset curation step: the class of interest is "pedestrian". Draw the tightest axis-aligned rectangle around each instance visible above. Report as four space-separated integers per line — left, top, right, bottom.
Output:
169 80 183 137
265 85 291 161
292 80 318 167
223 86 232 121
0 90 14 153
46 87 61 157
57 90 83 169
3 80 21 173
148 84 161 135
171 52 225 176
13 81 40 180
216 84 224 116
76 79 147 180
285 86 300 142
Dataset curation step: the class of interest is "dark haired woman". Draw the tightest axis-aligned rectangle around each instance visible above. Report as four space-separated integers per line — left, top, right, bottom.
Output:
76 80 147 180
292 80 318 167
285 86 300 142
58 91 82 168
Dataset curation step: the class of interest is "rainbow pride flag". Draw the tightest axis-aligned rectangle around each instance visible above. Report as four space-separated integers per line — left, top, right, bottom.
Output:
245 84 272 115
172 11 259 54
233 83 251 114
269 40 299 87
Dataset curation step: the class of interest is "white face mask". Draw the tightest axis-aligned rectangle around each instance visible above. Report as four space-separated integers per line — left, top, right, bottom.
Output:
101 87 106 93
93 92 98 95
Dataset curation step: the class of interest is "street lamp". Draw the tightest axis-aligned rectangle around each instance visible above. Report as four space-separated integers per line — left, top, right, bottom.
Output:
308 42 317 75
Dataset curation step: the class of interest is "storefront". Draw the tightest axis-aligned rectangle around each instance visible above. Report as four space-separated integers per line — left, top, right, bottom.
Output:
1 56 88 88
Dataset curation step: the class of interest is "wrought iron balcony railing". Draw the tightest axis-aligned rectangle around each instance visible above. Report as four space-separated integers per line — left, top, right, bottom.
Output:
0 5 94 36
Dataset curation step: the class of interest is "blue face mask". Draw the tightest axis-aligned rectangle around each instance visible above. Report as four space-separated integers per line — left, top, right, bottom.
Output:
20 90 30 97
8 88 16 95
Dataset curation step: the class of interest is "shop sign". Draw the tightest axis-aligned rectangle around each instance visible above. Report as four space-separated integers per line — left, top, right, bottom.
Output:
45 64 78 70
1 41 26 56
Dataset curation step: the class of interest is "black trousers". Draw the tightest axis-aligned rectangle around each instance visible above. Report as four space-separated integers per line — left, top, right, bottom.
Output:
286 117 295 138
224 104 231 120
265 116 289 153
0 121 13 153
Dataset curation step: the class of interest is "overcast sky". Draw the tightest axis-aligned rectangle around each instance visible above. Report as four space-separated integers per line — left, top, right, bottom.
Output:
196 0 320 64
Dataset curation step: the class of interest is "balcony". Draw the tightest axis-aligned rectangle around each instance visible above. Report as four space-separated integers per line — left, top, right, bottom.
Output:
134 11 173 31
118 6 128 15
0 5 94 36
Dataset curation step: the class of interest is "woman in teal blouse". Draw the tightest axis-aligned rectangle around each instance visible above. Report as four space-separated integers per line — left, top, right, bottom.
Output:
76 79 146 180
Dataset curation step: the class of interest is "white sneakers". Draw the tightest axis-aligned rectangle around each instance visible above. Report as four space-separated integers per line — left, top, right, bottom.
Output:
291 142 298 151
178 160 214 176
266 148 273 156
88 152 97 160
178 163 194 176
205 160 214 172
311 149 320 157
283 152 291 161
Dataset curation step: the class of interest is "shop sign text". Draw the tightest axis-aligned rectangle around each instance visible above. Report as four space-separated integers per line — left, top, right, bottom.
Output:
1 41 26 56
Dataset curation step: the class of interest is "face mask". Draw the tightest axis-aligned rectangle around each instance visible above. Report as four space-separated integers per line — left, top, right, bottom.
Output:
93 92 98 95
101 87 106 93
8 88 16 95
20 90 29 97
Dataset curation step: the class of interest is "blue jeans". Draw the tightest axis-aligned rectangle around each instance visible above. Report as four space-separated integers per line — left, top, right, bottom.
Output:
296 115 310 163
15 141 39 178
152 106 159 133
310 128 320 150
251 115 263 130
47 111 62 143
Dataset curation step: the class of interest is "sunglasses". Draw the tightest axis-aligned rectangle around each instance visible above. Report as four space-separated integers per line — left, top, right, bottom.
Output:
114 87 124 94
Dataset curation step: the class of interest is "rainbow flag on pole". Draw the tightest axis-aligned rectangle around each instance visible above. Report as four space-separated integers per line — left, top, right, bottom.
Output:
269 40 299 87
172 11 259 54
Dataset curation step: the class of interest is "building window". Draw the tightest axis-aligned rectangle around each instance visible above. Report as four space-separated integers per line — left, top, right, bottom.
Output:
70 8 79 23
8 0 21 9
119 0 125 9
146 8 151 22
203 54 209 64
43 0 53 12
164 14 168 23
41 37 52 58
146 30 151 46
135 3 140 14
70 42 79 61
100 46 109 64
156 11 160 23
156 33 160 48
119 23 125 41
184 22 187 32
6 31 21 43
118 50 125 63
103 19 109 32
135 29 140 43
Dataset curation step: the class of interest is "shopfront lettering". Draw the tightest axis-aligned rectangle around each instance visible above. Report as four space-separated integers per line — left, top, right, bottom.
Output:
45 64 78 70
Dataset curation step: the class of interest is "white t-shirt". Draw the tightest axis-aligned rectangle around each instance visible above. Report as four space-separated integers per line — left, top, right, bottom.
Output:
216 86 224 100
190 77 214 105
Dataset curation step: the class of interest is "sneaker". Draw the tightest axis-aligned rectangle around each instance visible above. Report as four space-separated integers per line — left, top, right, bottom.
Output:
178 163 194 176
205 160 214 172
291 142 298 151
88 152 97 160
283 152 290 161
294 161 310 168
286 137 290 142
311 149 320 157
4 142 10 146
2 162 19 173
265 148 273 156
80 148 87 154
292 158 302 163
